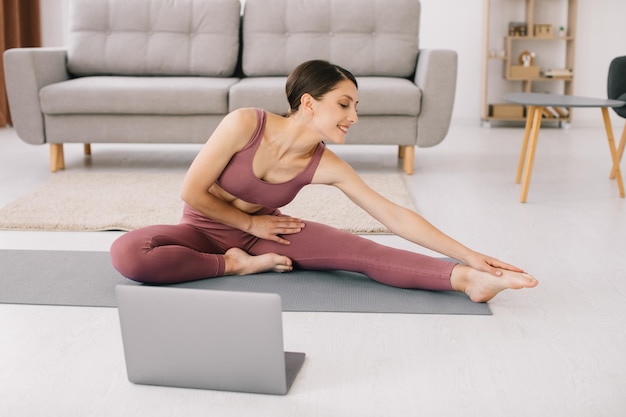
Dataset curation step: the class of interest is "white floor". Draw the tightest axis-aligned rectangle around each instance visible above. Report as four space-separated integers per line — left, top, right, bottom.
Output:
1 120 625 417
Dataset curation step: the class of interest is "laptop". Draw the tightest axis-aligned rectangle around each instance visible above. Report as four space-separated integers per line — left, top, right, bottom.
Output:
115 285 305 395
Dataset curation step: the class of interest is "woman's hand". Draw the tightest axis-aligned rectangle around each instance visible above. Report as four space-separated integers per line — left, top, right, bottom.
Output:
247 215 305 245
464 251 525 277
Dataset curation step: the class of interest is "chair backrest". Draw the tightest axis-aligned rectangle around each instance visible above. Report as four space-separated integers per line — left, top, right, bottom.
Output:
608 56 626 118
241 0 420 77
67 0 241 77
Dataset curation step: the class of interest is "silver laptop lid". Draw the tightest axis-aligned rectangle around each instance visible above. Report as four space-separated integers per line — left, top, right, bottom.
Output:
115 285 304 395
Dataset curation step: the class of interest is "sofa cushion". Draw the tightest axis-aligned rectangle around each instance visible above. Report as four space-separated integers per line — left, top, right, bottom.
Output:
229 77 421 116
242 0 420 77
356 78 421 116
40 77 240 115
67 0 241 77
228 78 290 114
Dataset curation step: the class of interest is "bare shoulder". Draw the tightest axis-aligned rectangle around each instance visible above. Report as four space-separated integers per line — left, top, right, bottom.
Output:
222 107 259 126
210 107 261 150
184 108 261 188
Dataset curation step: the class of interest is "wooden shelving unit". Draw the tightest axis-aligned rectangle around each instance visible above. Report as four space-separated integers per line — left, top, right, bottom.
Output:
481 0 578 125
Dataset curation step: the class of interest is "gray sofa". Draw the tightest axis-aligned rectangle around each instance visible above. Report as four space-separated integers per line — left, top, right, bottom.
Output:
3 0 457 174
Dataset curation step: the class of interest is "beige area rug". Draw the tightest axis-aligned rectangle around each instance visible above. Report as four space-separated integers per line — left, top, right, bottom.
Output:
0 170 415 233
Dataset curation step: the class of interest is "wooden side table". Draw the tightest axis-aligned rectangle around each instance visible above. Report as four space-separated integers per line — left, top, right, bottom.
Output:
504 93 626 203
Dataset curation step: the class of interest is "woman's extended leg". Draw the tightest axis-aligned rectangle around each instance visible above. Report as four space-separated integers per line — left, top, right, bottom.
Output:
249 219 537 300
110 214 536 298
250 220 456 291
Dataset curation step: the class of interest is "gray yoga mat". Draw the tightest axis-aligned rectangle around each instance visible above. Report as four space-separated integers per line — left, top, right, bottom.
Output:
0 250 491 315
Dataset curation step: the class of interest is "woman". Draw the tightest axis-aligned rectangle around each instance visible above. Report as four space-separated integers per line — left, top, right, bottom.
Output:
110 60 537 303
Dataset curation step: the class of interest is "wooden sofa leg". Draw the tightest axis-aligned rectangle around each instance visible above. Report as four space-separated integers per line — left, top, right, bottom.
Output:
50 144 65 172
400 145 414 175
84 143 92 156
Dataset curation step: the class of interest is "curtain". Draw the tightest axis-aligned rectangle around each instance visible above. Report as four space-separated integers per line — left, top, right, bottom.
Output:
0 0 41 127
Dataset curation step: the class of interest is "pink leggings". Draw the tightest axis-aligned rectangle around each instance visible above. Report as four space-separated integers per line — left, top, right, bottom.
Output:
110 204 456 291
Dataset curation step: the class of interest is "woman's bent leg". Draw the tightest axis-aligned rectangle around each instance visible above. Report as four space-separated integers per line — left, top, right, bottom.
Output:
250 221 456 291
110 224 226 284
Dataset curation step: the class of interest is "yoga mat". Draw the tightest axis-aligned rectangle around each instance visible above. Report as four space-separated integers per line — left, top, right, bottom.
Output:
0 250 491 315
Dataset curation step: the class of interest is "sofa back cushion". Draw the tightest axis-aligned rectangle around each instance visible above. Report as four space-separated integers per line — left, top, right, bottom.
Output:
242 0 420 77
67 0 241 77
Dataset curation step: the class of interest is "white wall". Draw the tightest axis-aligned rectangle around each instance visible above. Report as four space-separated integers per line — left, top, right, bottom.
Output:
39 0 69 48
39 0 626 126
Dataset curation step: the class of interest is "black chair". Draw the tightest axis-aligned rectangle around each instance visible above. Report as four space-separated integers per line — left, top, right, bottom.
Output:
608 56 626 179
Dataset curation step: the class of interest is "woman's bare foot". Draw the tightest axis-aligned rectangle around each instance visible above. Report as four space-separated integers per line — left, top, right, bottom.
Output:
451 265 538 303
223 247 293 275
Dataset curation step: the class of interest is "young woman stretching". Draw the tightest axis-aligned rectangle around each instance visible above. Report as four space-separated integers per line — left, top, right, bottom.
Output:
110 60 537 302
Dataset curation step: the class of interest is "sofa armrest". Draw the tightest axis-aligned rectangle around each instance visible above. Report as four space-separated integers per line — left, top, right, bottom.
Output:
413 49 458 148
3 47 70 144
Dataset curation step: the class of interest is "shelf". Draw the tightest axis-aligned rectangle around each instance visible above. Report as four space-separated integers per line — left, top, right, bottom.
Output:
481 0 578 123
484 115 572 123
484 116 528 122
486 100 572 123
507 36 574 41
506 76 573 81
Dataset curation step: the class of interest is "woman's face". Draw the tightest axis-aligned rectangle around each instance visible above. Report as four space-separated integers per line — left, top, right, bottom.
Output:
311 79 359 144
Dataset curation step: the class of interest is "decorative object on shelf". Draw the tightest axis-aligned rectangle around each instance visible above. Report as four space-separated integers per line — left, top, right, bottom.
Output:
490 104 524 118
554 107 569 117
543 107 559 118
508 21 527 36
533 23 553 38
541 106 569 118
542 68 573 78
489 49 506 58
509 65 540 79
558 26 566 37
511 50 539 78
518 50 536 66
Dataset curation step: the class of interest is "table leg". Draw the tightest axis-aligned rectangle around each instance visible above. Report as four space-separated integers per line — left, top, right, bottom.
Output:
610 123 626 179
516 105 535 184
601 108 625 197
520 106 543 203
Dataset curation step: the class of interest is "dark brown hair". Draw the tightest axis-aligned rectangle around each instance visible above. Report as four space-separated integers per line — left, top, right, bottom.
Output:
285 60 358 115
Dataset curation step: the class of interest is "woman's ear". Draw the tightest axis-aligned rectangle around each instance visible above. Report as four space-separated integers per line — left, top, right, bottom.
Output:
300 93 315 115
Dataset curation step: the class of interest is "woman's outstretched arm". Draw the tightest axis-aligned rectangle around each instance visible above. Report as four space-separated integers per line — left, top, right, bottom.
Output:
313 151 524 276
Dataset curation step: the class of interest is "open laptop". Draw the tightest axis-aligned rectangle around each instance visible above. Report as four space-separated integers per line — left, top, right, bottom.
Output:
115 285 305 395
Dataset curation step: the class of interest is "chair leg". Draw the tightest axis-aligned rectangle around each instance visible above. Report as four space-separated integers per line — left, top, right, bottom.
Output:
610 122 626 179
401 145 414 175
49 144 65 172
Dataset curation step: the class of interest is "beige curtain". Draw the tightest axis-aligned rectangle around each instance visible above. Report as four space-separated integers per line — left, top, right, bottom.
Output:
0 0 41 127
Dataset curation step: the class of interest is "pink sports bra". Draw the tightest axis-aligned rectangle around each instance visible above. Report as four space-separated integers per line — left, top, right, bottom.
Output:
215 109 325 209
